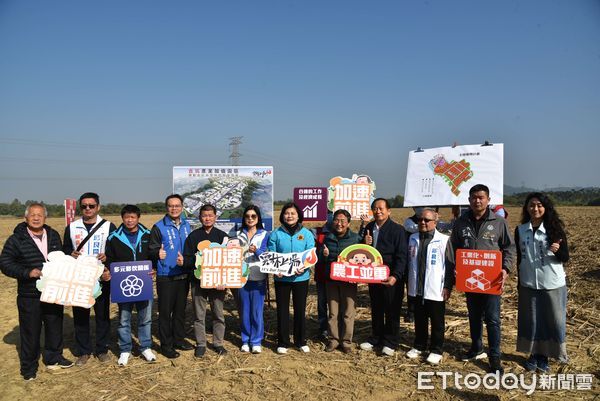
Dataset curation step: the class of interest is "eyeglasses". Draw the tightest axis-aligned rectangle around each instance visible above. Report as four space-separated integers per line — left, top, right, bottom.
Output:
245 214 258 219
418 218 435 223
80 204 97 210
333 219 348 224
167 204 182 209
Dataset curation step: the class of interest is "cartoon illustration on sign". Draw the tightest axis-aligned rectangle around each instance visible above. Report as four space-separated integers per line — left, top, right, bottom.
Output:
329 244 390 283
327 174 376 220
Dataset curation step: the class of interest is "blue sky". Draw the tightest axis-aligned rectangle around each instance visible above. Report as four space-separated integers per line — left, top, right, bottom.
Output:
1 0 599 203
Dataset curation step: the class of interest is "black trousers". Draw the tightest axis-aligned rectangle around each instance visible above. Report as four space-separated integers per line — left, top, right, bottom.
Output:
367 281 403 349
411 296 446 354
17 296 64 377
73 280 111 355
156 275 189 349
274 280 309 348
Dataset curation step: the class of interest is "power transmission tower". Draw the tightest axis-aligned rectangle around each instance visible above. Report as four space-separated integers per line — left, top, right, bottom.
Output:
228 136 243 166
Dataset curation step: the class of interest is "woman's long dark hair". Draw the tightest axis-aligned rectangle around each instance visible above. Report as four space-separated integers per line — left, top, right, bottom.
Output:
241 205 264 230
521 192 566 242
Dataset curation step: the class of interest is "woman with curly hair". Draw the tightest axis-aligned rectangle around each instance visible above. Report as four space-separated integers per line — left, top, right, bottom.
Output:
515 193 569 372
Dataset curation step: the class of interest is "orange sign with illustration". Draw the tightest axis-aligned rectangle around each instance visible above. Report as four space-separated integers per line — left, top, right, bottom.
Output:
455 249 502 295
194 240 248 288
330 244 389 284
327 174 375 220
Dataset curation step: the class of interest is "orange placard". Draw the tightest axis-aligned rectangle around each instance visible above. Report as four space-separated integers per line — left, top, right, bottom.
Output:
194 241 248 288
455 249 503 295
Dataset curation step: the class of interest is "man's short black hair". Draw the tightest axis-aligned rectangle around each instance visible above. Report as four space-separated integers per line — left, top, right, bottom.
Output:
333 209 352 222
469 184 490 197
165 194 184 207
79 192 100 204
121 204 141 218
199 204 217 215
371 197 390 210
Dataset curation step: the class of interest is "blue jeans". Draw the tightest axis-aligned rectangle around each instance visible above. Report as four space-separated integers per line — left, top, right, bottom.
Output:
118 300 152 353
466 293 501 358
239 280 266 346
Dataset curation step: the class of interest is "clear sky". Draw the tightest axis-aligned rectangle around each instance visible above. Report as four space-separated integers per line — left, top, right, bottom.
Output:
1 0 599 204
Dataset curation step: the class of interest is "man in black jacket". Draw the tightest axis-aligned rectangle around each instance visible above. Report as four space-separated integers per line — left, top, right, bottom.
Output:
105 204 155 366
0 203 73 380
183 204 229 358
359 198 408 357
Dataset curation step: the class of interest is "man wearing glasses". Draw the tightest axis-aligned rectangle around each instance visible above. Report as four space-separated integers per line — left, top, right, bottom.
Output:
63 192 116 366
405 208 454 365
149 194 193 359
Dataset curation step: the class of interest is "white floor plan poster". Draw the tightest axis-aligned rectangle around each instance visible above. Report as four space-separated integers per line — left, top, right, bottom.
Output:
403 144 503 206
173 166 274 233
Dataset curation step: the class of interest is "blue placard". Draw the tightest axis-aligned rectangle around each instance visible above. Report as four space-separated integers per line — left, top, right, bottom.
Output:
110 260 154 303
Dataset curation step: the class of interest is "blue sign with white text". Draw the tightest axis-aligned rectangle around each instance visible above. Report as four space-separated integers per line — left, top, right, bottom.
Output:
110 260 153 303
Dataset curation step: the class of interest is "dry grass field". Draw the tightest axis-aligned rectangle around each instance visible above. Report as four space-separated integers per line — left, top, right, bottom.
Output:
0 207 598 400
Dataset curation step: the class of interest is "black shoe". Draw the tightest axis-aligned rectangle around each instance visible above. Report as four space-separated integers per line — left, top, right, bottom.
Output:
174 341 194 351
489 357 504 374
194 346 206 358
47 356 74 370
461 349 487 361
214 346 228 355
23 373 37 381
161 348 180 359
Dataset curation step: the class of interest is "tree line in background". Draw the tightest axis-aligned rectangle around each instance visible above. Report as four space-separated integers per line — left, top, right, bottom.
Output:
1 188 599 217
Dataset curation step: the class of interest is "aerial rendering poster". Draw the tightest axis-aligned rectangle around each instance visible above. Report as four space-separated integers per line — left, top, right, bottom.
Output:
403 143 504 207
173 166 274 233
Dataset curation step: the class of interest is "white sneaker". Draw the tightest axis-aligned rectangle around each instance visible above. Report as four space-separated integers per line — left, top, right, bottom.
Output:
276 347 288 354
118 352 130 366
299 345 310 353
406 348 423 359
240 344 250 353
381 346 395 356
141 349 156 362
359 342 374 351
251 345 262 354
426 352 443 365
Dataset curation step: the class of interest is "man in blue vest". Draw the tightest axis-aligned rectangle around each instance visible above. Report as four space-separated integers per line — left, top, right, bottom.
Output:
149 194 193 359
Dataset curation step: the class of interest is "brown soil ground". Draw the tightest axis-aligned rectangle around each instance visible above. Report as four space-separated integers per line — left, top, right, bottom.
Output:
0 207 598 400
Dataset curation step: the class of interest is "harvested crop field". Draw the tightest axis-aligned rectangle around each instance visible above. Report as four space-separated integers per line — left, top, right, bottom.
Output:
0 207 598 400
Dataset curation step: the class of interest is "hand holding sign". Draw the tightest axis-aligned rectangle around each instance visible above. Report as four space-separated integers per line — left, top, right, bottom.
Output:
382 275 396 287
549 239 562 253
159 244 167 260
29 268 42 278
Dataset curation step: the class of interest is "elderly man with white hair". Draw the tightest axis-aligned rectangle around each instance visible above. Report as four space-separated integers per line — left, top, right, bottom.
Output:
405 208 455 365
0 203 74 380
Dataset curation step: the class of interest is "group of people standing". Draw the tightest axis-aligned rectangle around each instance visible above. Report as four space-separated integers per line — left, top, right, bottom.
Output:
0 185 570 381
